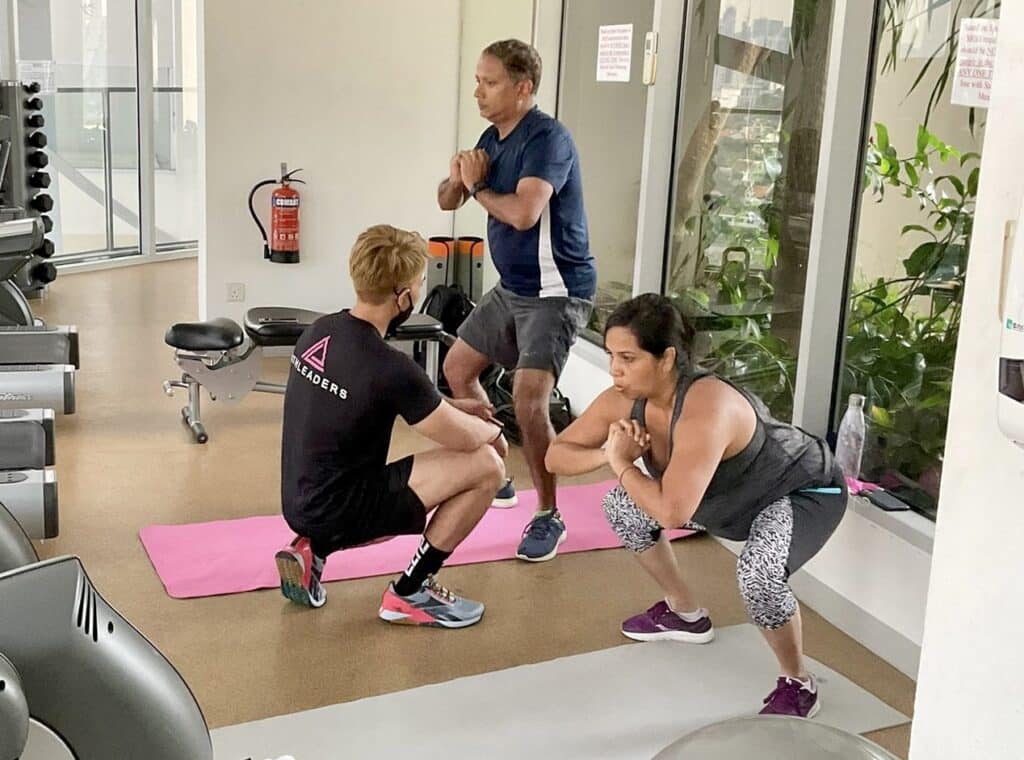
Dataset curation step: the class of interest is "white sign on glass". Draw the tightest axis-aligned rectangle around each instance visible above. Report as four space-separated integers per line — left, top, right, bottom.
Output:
951 18 999 108
596 24 633 83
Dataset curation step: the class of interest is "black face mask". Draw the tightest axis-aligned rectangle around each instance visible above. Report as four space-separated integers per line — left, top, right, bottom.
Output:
387 287 413 336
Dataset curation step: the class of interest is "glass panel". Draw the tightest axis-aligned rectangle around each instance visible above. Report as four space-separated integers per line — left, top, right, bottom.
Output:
837 0 1001 519
17 0 139 256
111 89 139 248
153 0 201 247
558 0 656 334
48 90 108 253
664 0 834 421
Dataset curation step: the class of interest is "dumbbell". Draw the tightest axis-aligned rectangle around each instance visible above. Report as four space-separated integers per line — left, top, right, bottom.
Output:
30 194 53 213
29 261 57 285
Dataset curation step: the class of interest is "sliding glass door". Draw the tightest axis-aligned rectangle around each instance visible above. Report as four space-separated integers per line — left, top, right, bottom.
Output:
14 0 199 262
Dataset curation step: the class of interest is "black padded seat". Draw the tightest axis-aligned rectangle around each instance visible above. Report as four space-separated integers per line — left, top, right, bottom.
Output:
244 307 323 346
164 318 244 351
390 313 443 339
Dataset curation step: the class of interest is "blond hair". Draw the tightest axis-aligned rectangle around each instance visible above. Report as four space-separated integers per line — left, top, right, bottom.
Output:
349 224 427 303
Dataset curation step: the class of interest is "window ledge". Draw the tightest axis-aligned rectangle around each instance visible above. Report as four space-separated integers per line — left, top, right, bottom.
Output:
848 494 935 554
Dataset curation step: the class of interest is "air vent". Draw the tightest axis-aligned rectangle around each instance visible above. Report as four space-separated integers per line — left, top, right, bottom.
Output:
74 576 100 642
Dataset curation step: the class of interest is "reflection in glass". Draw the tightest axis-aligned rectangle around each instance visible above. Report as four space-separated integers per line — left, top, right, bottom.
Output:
665 0 834 421
837 0 1000 518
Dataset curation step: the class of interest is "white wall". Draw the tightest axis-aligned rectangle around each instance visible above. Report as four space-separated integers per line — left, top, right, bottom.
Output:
200 0 460 322
910 6 1024 758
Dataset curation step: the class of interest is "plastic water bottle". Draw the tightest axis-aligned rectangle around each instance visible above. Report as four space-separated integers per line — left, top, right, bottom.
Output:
835 394 866 480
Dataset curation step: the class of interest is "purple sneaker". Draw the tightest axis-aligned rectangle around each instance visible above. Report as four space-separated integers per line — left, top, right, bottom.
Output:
620 600 714 643
759 675 820 718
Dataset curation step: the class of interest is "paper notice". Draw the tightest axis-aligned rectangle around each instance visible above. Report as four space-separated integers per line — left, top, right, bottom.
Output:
951 18 999 108
597 24 633 83
16 60 56 94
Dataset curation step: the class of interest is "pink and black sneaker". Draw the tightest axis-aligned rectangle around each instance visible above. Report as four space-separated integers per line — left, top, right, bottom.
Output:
620 600 715 643
759 674 820 718
275 537 326 608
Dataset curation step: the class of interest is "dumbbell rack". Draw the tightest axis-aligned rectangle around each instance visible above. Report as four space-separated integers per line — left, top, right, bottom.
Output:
0 80 57 298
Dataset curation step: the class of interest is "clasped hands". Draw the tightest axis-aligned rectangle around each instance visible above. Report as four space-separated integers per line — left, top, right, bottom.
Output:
448 149 490 192
606 419 651 479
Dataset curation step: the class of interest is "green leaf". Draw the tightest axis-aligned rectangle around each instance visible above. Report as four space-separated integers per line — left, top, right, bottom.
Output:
939 175 965 197
871 406 893 428
916 125 929 155
901 224 933 238
968 167 980 197
876 122 890 153
904 242 939 276
904 162 919 187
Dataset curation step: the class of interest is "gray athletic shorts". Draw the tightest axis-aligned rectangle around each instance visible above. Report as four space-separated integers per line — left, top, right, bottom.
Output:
457 285 592 378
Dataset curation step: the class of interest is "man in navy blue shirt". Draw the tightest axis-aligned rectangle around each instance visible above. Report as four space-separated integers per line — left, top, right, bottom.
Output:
438 39 596 563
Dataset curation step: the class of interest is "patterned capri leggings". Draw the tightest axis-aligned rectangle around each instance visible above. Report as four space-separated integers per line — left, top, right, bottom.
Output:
602 483 845 630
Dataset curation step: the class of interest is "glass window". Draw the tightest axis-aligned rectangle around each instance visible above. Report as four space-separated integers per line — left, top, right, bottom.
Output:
14 0 199 259
838 0 1001 519
663 0 835 421
153 0 200 248
18 0 141 256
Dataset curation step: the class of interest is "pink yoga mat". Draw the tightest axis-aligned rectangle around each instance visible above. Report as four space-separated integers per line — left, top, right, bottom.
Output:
139 480 695 599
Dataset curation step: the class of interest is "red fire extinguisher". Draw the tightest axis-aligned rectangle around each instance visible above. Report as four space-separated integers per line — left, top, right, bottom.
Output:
248 163 305 263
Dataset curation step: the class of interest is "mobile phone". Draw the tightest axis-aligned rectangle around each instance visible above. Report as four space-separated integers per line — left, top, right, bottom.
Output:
866 489 910 512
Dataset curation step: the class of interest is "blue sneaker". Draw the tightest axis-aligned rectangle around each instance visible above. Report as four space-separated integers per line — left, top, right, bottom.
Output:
492 478 518 508
516 510 567 562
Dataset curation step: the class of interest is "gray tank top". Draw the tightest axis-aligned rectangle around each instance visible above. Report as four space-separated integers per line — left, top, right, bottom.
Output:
630 371 836 540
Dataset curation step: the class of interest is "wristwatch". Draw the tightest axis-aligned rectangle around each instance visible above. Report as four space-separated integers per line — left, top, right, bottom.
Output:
469 180 489 199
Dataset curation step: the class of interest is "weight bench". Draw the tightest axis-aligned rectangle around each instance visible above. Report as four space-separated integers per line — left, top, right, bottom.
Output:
163 307 445 443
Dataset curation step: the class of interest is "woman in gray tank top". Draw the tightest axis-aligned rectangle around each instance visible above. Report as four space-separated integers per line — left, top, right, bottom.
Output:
546 294 846 719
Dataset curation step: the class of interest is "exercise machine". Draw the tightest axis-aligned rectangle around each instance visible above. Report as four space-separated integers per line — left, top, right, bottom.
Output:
0 500 37 574
0 408 58 541
0 219 78 414
163 306 445 443
0 363 75 414
0 469 56 539
0 408 54 469
0 556 214 759
0 219 78 365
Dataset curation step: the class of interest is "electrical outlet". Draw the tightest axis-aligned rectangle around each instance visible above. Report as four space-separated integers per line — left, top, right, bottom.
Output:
226 282 245 302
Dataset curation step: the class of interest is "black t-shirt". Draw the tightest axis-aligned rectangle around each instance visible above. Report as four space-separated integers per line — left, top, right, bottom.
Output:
281 311 442 529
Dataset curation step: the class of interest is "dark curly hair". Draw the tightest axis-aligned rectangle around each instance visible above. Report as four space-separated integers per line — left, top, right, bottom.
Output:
604 293 696 373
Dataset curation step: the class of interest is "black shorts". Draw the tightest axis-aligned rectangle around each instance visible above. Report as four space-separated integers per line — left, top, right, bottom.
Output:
289 456 427 557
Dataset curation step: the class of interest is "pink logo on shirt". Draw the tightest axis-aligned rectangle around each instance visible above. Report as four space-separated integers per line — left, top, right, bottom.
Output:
300 335 330 372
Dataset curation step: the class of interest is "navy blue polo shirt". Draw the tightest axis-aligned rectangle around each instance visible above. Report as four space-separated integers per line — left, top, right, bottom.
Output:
474 107 596 299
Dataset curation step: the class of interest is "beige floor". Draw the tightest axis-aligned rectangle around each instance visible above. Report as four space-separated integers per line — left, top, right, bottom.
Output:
32 258 914 757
